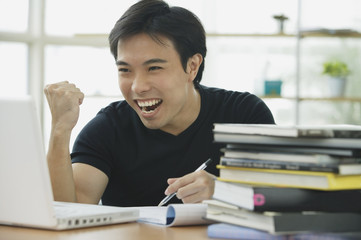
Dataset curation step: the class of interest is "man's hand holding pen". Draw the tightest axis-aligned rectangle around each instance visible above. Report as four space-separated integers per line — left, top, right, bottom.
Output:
164 170 216 204
158 159 215 206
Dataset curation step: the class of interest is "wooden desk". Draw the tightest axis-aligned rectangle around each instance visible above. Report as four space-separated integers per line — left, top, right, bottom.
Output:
0 222 219 240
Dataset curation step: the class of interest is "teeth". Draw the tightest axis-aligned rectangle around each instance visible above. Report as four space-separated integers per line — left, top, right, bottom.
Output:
137 99 161 107
142 109 155 114
136 99 162 114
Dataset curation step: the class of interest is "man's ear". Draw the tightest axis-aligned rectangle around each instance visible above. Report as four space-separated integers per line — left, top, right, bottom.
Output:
187 53 203 82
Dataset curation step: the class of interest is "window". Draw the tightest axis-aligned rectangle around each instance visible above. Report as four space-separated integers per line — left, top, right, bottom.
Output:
0 0 28 32
45 0 136 36
45 45 119 96
0 42 27 96
43 45 121 147
1 0 361 147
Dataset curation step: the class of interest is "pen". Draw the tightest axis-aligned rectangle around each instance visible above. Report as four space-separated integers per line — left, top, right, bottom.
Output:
157 158 213 207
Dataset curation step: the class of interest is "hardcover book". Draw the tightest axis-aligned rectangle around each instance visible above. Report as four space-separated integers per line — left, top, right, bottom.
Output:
212 180 361 212
220 156 361 175
225 144 361 157
207 223 288 240
217 165 361 190
213 123 361 138
221 149 341 164
207 223 361 240
214 133 361 149
204 200 361 234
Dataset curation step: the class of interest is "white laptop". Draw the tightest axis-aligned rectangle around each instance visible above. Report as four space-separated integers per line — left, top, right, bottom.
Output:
0 96 138 230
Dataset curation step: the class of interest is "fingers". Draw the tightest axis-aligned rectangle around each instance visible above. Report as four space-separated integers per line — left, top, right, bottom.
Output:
43 81 84 132
44 81 84 105
167 178 178 185
164 171 215 204
164 176 186 195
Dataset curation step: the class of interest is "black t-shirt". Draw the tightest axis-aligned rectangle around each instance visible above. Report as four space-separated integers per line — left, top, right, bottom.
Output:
71 85 275 207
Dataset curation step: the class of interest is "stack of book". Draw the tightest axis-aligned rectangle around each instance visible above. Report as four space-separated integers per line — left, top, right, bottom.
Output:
205 124 361 235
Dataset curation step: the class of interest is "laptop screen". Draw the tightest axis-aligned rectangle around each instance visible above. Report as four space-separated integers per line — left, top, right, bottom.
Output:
0 96 57 227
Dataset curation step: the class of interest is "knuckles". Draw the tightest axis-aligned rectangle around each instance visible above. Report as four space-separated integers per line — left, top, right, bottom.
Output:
44 82 83 99
176 171 215 203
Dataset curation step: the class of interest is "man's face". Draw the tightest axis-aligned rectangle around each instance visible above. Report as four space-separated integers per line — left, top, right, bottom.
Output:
116 33 200 135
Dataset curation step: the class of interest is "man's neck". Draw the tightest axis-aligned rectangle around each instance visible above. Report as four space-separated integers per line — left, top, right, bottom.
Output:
161 86 201 136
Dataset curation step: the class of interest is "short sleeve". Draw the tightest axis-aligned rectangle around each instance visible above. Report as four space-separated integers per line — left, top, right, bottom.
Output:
71 109 116 178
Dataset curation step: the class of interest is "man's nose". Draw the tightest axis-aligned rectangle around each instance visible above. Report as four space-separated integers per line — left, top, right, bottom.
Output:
131 73 151 94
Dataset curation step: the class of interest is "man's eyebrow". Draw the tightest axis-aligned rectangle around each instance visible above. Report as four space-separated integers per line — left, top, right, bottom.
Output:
116 60 129 66
116 58 167 66
143 58 167 65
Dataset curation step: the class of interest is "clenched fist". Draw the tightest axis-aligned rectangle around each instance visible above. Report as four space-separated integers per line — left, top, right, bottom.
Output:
44 81 84 132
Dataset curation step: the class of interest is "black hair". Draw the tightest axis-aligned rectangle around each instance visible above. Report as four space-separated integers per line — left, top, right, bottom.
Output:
109 0 207 84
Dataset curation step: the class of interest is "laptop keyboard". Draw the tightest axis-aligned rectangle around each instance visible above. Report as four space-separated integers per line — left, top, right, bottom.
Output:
54 201 124 218
53 201 137 228
54 203 87 218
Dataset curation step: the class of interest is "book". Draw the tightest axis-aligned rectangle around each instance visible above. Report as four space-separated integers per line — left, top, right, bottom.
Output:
217 165 361 190
136 203 210 227
214 133 361 149
220 157 361 175
204 199 361 234
207 223 361 240
222 149 341 164
212 180 361 212
225 144 361 157
213 123 361 138
207 223 288 240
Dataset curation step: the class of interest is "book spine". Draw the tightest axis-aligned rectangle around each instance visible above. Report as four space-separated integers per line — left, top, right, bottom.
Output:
207 223 286 240
214 133 361 149
225 144 361 157
213 181 361 213
297 129 333 137
217 165 361 190
252 187 361 212
220 157 339 173
333 130 361 138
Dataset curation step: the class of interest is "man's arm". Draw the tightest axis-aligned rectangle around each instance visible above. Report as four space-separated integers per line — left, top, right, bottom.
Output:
44 81 108 204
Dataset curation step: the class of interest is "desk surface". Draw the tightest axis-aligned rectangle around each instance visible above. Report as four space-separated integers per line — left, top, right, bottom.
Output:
0 222 219 240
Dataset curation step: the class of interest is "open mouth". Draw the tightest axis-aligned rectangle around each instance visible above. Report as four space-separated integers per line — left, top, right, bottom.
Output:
136 99 163 114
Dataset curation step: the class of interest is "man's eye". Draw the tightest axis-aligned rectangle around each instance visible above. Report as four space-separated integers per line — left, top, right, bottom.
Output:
118 68 130 73
149 66 162 71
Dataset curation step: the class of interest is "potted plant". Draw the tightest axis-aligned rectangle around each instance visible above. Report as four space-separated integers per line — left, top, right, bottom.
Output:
322 60 350 97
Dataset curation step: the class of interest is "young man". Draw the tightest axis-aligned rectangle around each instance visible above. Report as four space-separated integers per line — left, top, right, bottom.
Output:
44 0 275 207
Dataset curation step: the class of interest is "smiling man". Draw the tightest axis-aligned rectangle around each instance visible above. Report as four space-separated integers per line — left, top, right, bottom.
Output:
116 33 202 135
44 0 275 207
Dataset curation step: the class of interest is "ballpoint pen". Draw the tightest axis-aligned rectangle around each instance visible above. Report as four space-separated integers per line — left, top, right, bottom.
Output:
157 158 213 207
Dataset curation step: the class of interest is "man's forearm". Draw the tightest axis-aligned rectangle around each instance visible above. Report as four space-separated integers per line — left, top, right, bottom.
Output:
47 128 77 202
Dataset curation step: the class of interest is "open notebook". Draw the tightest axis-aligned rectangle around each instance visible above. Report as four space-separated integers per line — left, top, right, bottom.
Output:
0 96 138 230
137 203 210 227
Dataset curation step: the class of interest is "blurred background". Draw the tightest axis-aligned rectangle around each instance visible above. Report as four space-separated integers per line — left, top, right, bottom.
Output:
1 0 361 149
